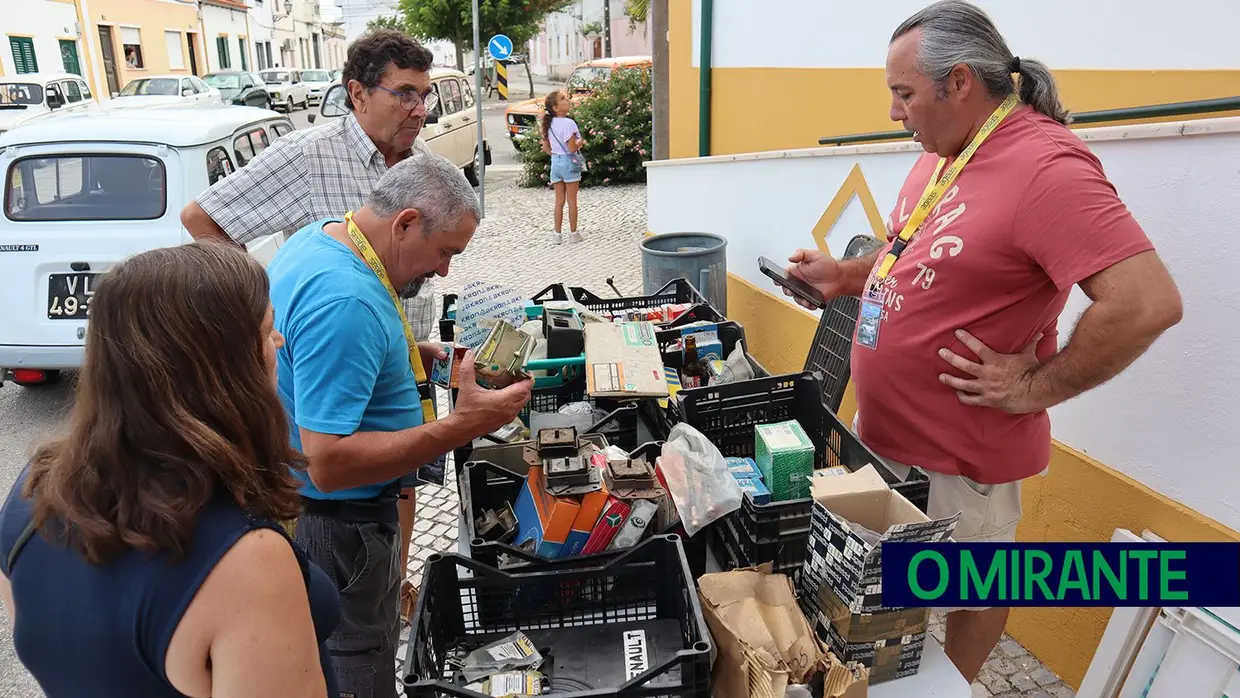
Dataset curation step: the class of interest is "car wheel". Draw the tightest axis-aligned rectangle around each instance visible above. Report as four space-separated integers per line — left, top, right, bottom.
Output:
464 146 482 187
286 97 294 112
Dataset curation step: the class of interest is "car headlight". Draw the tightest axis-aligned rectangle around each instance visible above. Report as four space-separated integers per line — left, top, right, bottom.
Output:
507 115 515 124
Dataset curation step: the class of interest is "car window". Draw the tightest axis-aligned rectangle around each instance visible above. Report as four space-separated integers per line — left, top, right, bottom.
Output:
302 70 330 82
260 71 290 85
440 79 464 115
79 80 92 100
461 79 475 109
426 83 443 119
270 122 292 138
46 83 64 106
207 146 234 185
180 79 195 95
290 71 300 84
567 66 611 90
322 83 348 117
0 83 43 105
190 76 210 93
63 80 82 103
6 155 166 222
120 78 180 96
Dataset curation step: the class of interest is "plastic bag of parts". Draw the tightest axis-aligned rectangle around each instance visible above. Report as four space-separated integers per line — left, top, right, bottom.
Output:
658 423 743 538
460 631 544 682
710 344 756 385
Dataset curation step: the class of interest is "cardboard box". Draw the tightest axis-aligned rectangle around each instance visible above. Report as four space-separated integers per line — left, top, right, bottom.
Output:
512 466 581 558
681 325 723 363
755 420 815 502
559 457 612 558
726 456 764 481
584 322 669 398
735 477 772 505
698 565 868 698
579 496 632 555
797 465 959 684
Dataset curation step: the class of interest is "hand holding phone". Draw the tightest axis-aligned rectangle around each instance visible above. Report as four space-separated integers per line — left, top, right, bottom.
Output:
758 256 828 309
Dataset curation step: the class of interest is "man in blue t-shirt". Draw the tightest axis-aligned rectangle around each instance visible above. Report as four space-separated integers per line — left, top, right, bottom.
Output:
268 152 532 698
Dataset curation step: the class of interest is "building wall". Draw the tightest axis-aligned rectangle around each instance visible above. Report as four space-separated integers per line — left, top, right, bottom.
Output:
532 1 651 81
669 0 1240 159
201 3 252 73
248 0 275 70
646 115 1240 688
79 0 202 98
0 0 86 79
658 0 1240 688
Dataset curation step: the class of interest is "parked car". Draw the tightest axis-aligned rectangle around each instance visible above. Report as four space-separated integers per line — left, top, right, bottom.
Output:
258 69 309 112
311 67 491 186
330 69 343 81
109 75 222 109
299 69 334 106
0 72 98 136
504 56 651 146
0 104 294 387
203 71 272 109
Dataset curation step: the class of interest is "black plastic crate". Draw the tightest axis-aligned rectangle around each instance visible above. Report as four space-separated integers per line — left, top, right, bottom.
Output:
403 536 712 698
803 295 861 414
709 513 807 584
643 320 771 437
530 278 722 324
678 371 930 540
459 438 702 577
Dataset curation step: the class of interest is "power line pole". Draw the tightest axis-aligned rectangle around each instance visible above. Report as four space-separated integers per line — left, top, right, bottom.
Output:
603 0 612 57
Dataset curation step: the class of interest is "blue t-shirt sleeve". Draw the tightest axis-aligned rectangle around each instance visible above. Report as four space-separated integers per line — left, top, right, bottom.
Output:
288 297 389 436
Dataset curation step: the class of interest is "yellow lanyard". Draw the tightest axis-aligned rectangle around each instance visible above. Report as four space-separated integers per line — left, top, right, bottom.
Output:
344 211 436 422
873 93 1020 283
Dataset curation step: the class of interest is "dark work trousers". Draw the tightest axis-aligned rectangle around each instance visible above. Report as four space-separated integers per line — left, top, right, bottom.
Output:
297 503 401 698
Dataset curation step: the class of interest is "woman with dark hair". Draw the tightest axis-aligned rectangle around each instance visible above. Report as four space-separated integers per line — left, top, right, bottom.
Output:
0 243 341 697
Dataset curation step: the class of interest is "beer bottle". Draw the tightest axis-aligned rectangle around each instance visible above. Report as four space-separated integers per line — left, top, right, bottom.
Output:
680 335 708 389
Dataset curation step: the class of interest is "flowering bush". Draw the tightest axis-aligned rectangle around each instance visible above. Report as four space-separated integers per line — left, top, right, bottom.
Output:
516 65 653 188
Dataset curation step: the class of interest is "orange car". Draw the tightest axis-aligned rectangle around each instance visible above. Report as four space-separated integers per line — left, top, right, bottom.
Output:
504 55 651 146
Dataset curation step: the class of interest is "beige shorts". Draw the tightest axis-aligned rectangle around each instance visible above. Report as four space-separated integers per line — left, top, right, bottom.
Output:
881 457 1022 613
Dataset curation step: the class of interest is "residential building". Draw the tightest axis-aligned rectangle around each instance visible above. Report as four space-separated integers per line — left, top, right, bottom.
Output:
530 0 650 80
321 21 346 70
0 0 91 82
248 0 277 70
77 0 203 98
648 0 1240 692
200 0 253 73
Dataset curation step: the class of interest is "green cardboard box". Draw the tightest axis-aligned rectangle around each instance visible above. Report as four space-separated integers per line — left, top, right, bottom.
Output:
755 420 815 501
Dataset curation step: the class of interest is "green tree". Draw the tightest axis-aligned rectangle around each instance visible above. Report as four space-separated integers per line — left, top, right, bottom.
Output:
397 0 571 73
367 15 410 33
624 0 649 31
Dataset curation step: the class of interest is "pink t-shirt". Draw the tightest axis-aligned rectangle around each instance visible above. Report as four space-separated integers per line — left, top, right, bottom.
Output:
851 105 1155 484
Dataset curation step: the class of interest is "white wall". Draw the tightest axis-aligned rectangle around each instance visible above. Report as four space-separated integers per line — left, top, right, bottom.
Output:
0 0 84 77
646 117 1240 531
201 5 253 72
248 0 275 69
689 0 1240 71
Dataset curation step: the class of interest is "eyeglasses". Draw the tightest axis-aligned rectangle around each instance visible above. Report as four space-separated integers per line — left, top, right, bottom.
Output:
372 85 438 112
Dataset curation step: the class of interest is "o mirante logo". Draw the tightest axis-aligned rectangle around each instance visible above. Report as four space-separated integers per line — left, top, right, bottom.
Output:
881 542 1240 607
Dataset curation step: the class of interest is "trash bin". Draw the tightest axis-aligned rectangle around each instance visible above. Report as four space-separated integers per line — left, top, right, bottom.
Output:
639 232 727 315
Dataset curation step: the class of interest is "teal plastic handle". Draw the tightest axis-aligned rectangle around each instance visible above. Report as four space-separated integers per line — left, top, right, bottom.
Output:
525 355 586 371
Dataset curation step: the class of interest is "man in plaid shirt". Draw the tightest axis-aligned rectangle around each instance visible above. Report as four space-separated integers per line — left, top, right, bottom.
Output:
181 26 440 656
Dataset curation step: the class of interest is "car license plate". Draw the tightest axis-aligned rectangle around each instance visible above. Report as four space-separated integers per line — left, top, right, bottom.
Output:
47 272 97 320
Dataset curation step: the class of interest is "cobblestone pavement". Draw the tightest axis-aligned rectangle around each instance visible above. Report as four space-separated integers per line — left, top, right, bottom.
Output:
395 173 1077 698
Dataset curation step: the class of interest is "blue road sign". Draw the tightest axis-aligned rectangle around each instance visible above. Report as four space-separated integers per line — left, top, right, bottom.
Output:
487 34 514 61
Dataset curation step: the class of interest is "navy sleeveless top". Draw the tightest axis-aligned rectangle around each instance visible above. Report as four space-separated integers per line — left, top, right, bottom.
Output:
0 468 342 697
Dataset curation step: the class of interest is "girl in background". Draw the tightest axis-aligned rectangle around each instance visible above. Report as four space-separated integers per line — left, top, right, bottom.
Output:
541 90 584 244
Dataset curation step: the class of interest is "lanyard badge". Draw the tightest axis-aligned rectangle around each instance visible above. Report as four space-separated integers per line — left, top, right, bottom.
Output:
856 93 1019 351
344 212 446 485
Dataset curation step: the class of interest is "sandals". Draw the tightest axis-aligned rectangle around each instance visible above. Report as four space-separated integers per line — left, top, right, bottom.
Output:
400 580 419 624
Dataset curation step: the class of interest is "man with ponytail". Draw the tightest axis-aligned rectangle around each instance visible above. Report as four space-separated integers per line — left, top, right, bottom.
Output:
785 0 1182 682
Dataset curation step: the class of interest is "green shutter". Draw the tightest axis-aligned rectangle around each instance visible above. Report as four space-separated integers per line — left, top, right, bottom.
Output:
10 37 38 74
238 38 247 70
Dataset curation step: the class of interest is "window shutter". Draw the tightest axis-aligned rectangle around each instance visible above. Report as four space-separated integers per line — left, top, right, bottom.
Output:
10 38 38 74
120 27 141 46
166 31 185 70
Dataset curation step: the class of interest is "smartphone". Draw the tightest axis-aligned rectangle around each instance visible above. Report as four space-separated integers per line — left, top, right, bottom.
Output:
758 256 827 309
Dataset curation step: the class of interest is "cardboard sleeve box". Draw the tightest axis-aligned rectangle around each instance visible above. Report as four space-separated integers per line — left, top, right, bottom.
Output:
796 465 959 684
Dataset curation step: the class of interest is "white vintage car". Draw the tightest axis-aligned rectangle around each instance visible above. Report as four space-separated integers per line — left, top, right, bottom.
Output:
0 72 99 136
299 69 334 106
259 69 310 112
0 104 293 387
109 75 223 109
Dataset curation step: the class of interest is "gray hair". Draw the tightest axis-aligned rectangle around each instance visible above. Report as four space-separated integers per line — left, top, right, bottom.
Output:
366 150 481 233
892 0 1071 125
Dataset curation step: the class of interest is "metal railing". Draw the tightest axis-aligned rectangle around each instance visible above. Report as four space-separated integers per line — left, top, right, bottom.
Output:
817 95 1240 147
